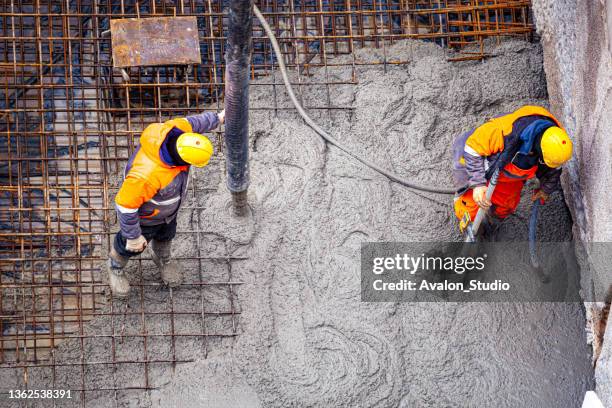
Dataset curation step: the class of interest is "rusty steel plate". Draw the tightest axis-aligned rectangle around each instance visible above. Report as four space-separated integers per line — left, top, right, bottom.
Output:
110 16 201 67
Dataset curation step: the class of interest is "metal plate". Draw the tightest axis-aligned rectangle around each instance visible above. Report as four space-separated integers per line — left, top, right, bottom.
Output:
110 16 201 67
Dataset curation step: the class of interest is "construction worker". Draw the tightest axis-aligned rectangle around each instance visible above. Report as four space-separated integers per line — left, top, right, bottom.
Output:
452 105 573 238
108 110 225 297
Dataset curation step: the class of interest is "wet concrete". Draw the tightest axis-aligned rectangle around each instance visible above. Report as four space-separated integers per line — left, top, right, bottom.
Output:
0 39 594 407
154 39 593 407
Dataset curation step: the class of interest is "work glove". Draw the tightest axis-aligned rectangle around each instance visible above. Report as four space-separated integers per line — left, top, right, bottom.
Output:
472 185 491 210
125 235 147 253
217 109 225 125
531 189 549 205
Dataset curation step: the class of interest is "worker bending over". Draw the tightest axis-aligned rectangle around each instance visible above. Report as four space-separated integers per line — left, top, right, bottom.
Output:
452 105 573 238
108 110 225 298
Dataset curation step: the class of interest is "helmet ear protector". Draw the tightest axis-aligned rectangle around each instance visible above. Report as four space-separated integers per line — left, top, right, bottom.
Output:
540 127 573 168
176 132 214 167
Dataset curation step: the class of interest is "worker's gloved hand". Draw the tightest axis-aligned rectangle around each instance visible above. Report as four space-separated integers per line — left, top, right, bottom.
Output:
532 189 549 205
472 185 491 210
126 235 147 253
217 109 225 125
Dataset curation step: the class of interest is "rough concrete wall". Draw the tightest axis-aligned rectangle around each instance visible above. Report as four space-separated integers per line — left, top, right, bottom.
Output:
532 0 612 404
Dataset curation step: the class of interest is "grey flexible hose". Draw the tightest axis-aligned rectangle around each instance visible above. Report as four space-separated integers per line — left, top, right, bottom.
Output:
253 6 456 195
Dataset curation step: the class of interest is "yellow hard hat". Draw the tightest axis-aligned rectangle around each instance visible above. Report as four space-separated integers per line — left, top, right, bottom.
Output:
176 132 214 167
540 126 573 168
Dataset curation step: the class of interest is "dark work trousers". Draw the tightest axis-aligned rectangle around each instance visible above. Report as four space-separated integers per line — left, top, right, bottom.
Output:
113 218 177 258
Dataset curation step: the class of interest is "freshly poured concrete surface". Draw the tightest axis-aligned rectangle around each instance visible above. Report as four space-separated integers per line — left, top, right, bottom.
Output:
0 39 593 407
152 40 593 407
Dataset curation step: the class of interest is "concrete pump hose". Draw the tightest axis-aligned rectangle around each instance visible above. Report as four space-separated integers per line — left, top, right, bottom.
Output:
253 5 456 195
529 199 540 268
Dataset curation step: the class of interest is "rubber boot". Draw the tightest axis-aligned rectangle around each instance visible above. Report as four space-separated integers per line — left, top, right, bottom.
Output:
151 240 182 288
108 247 130 298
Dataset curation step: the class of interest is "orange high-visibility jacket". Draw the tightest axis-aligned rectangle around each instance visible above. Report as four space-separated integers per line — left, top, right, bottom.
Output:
464 106 562 157
115 112 219 239
451 106 564 192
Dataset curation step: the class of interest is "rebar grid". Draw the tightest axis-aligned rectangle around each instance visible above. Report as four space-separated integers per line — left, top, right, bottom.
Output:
1 0 533 405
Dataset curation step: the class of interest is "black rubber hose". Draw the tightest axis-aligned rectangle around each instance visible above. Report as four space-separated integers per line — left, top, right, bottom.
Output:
528 199 550 283
529 199 540 267
253 5 456 195
224 0 253 193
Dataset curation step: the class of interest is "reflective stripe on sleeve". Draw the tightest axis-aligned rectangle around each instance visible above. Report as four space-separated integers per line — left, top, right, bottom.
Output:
149 196 181 206
116 203 139 214
464 144 481 157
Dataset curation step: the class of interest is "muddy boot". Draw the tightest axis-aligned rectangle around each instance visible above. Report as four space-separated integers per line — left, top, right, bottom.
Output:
151 240 182 288
108 247 130 298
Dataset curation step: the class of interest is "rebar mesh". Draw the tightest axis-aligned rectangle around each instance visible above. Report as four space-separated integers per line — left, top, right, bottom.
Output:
1 0 532 405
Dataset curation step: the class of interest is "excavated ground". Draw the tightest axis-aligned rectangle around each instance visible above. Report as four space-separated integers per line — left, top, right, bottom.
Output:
0 39 594 407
